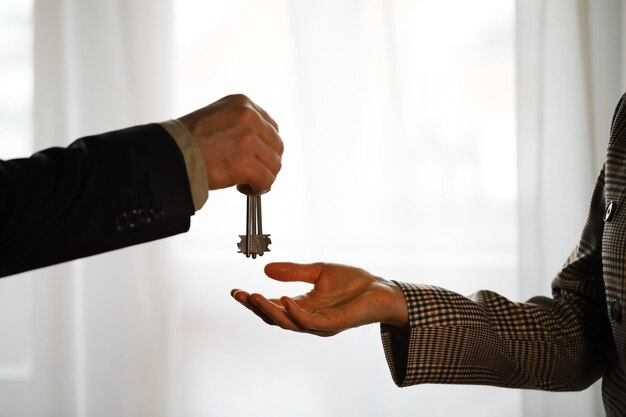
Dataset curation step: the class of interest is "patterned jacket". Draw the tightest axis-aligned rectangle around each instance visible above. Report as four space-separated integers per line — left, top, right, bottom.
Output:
381 93 626 417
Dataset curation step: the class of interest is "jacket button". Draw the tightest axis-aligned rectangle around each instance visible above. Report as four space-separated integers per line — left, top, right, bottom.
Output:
115 213 129 231
138 209 152 225
604 201 615 222
127 209 140 229
610 299 621 322
150 207 165 219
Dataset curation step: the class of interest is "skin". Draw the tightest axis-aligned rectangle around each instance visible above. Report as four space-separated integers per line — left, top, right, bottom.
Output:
201 99 406 335
179 94 284 195
231 262 409 336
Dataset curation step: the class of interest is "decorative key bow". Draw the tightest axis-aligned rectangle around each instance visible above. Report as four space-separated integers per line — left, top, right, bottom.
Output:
238 195 271 258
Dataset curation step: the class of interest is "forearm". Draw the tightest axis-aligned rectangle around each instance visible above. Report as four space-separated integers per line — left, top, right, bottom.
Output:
0 123 195 276
381 282 613 391
381 163 615 391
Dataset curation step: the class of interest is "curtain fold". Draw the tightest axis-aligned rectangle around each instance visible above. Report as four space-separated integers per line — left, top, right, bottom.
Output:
31 1 174 415
516 0 624 415
10 0 626 415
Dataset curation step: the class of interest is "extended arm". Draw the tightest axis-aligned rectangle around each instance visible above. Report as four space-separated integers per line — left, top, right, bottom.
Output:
232 262 409 337
0 94 283 277
233 257 612 391
232 167 614 391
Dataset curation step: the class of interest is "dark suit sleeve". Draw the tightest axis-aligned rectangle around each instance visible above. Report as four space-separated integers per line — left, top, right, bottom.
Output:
0 123 195 277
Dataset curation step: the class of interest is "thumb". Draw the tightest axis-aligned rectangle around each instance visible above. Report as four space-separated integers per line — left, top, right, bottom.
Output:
264 262 324 284
237 184 270 196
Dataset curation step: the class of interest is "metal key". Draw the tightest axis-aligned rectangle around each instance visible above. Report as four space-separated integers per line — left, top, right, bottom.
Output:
238 195 271 258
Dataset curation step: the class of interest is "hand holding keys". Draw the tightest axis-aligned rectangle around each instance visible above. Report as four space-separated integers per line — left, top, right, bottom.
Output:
238 194 271 258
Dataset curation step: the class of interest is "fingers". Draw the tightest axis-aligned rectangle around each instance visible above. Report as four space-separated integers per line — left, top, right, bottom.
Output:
255 132 283 174
250 101 279 132
181 93 283 194
240 158 278 196
264 262 325 284
201 122 280 193
281 297 317 328
242 138 282 195
228 94 283 156
231 289 301 331
244 111 283 159
231 289 339 337
221 93 279 132
236 132 281 195
236 184 257 196
251 106 283 157
281 297 338 334
249 293 303 332
246 116 283 194
231 289 277 326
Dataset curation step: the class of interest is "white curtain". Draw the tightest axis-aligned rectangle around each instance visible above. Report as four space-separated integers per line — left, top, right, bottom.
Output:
3 1 520 416
517 0 625 416
0 1 174 416
168 1 519 417
4 0 625 416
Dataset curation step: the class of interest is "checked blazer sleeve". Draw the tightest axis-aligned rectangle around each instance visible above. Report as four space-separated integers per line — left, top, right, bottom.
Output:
381 93 626 416
0 123 196 277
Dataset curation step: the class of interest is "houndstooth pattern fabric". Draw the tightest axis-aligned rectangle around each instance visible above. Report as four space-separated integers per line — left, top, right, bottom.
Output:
381 93 626 417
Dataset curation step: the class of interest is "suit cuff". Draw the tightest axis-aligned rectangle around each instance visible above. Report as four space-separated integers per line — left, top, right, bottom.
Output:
380 281 421 386
381 281 471 386
160 119 208 210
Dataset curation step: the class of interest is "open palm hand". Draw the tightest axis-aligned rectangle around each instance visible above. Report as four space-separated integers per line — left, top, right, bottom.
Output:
231 262 408 336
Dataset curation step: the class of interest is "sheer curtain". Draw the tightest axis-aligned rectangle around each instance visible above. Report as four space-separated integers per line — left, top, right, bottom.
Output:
0 0 174 416
517 0 625 416
35 0 177 414
169 1 518 417
0 0 518 416
4 1 623 416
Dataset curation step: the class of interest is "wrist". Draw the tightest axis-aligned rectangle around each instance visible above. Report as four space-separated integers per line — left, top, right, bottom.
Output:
381 280 409 328
160 119 209 210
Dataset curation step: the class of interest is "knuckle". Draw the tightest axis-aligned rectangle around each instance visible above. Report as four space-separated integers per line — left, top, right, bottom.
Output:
234 107 259 125
239 132 257 146
235 93 251 103
224 93 250 104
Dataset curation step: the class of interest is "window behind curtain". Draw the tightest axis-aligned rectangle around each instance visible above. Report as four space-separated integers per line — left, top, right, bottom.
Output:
168 1 519 416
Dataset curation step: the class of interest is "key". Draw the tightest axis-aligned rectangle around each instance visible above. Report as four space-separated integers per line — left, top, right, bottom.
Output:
238 194 271 258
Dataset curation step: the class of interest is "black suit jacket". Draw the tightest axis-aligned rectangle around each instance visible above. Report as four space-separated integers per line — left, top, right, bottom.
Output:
0 123 195 277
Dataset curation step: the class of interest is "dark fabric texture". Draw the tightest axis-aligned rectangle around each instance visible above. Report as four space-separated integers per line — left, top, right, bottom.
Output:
0 123 195 277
